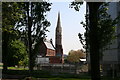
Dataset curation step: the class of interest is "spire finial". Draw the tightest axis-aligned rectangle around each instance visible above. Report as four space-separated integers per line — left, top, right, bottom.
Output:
57 12 61 28
58 11 60 17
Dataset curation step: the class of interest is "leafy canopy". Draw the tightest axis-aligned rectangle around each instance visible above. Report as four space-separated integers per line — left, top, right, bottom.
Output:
67 49 86 63
8 40 27 66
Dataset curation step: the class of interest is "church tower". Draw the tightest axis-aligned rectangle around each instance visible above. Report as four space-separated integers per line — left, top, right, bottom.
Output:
55 12 63 62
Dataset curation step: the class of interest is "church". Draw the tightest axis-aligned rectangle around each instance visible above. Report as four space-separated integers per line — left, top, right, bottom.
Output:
36 12 64 64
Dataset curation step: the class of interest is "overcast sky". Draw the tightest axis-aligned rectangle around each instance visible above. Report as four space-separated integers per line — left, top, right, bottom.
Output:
46 1 86 55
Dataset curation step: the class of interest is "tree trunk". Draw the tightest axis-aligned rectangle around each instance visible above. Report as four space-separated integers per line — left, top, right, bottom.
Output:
2 31 8 71
88 2 103 80
28 16 33 71
27 2 33 72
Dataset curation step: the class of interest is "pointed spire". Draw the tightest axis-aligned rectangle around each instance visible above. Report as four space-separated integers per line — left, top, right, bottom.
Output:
57 12 61 28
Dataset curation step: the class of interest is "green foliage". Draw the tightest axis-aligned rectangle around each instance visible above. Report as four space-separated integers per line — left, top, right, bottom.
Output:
17 2 51 41
2 2 23 41
67 49 86 63
70 2 120 80
70 2 120 53
97 3 120 50
7 40 27 66
19 55 29 67
2 2 25 70
77 3 120 54
70 1 83 11
2 2 51 70
16 2 52 70
2 2 23 32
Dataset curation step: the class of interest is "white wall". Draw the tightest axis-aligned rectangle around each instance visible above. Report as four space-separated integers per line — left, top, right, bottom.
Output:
36 57 49 64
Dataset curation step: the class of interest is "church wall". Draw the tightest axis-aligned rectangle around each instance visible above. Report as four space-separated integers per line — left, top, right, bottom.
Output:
46 49 55 57
49 57 62 64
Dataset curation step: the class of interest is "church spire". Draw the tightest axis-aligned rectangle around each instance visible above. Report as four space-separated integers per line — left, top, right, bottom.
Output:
55 12 63 52
55 12 64 63
56 12 62 45
57 12 61 28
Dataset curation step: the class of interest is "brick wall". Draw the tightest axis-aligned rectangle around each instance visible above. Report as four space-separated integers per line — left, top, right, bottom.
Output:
49 57 63 63
46 49 55 56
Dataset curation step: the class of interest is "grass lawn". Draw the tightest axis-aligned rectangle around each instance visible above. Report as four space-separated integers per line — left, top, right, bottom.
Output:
8 67 28 70
22 77 91 80
0 65 28 70
22 77 120 80
2 67 119 80
47 78 90 80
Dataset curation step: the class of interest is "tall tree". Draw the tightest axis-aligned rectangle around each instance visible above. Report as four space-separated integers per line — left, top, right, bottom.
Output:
70 2 119 80
88 3 102 80
16 2 51 71
2 2 23 70
70 1 102 80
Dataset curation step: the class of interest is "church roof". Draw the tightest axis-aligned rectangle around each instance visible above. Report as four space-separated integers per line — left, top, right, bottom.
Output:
44 39 55 50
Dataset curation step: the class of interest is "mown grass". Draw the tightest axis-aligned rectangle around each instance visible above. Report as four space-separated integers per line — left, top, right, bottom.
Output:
21 77 120 80
47 78 91 80
2 67 120 80
22 77 91 80
0 66 29 70
8 67 28 70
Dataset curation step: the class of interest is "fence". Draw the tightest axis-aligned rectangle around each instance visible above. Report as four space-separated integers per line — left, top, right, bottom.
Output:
35 63 77 74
